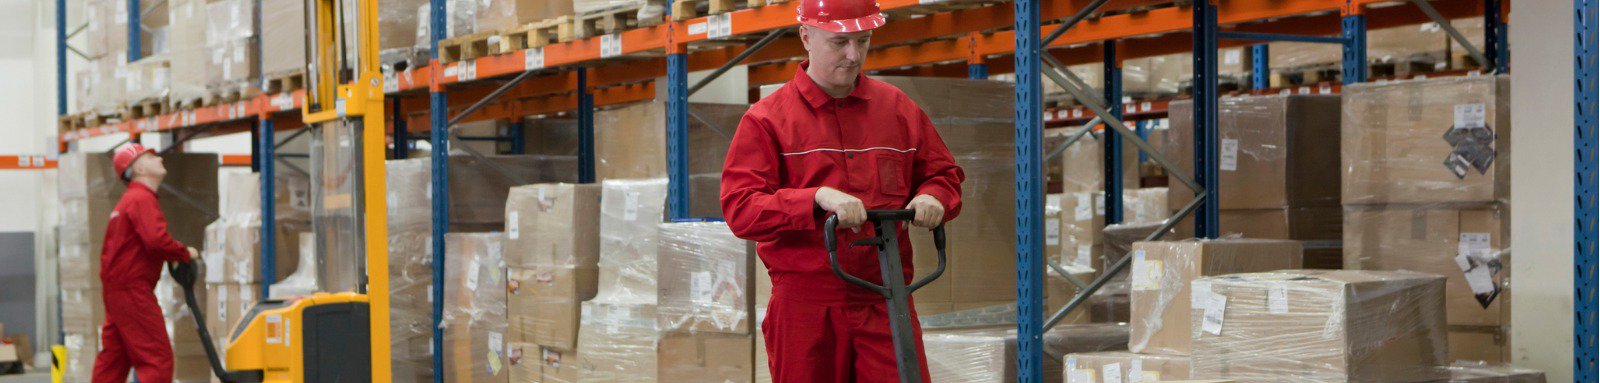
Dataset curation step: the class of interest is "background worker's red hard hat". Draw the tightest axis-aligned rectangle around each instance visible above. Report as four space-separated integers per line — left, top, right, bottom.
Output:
796 0 887 33
112 143 154 180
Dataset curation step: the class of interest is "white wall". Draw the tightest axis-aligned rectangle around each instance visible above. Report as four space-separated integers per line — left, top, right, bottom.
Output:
1509 1 1574 381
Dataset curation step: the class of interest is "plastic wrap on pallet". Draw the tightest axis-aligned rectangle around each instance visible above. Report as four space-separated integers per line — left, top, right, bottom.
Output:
576 300 659 382
507 264 595 352
594 102 746 181
504 183 601 269
1342 75 1510 205
657 331 754 383
1059 130 1141 195
477 0 575 33
416 0 479 44
312 122 366 293
374 0 424 51
572 0 663 21
167 0 209 103
1265 19 1485 75
1343 203 1511 362
596 178 668 303
203 0 253 45
1062 351 1191 383
260 0 306 78
387 155 580 232
1127 239 1303 356
59 288 103 335
90 54 128 114
657 221 754 334
386 157 436 383
1442 364 1546 383
443 233 509 383
1168 94 1342 210
62 331 97 383
124 57 171 103
1058 188 1171 273
205 37 259 88
200 217 305 286
1189 270 1449 382
922 323 1130 383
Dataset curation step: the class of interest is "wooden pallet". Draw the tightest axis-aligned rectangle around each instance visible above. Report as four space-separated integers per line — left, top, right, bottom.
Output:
671 0 738 21
265 71 307 94
440 32 495 64
574 4 664 39
500 16 577 51
202 83 260 107
169 96 205 111
883 0 1000 17
121 99 167 120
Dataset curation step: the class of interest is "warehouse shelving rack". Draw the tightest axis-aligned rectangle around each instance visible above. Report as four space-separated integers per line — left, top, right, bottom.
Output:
51 0 1593 381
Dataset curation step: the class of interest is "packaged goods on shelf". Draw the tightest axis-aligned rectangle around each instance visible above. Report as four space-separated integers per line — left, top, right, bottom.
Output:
86 55 127 114
658 332 755 383
1058 188 1170 274
1342 76 1511 205
62 331 97 383
922 323 1130 383
507 265 596 351
477 0 574 33
124 57 171 103
1063 351 1191 383
442 233 508 383
595 178 668 303
577 300 659 382
573 0 664 18
204 0 254 45
205 37 259 88
1189 270 1448 382
378 0 424 50
1344 203 1510 362
59 288 103 335
200 217 305 285
260 0 306 78
1170 207 1344 268
387 155 580 231
416 0 480 44
595 102 744 216
1168 95 1342 210
387 159 434 383
658 221 755 334
1128 239 1303 355
1059 130 1141 194
1101 222 1175 270
504 183 601 269
167 0 209 103
869 77 1016 315
1442 365 1546 383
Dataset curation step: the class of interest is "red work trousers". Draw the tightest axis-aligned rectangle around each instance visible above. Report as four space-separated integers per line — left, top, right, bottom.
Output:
762 295 932 382
92 288 174 383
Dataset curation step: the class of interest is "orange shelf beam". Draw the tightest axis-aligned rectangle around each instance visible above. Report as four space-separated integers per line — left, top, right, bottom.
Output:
0 155 57 170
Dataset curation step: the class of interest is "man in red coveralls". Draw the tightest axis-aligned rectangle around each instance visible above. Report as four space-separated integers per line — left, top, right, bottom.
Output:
719 0 965 379
92 143 200 383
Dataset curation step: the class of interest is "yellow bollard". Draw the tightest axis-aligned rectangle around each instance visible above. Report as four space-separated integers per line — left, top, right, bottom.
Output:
49 345 64 383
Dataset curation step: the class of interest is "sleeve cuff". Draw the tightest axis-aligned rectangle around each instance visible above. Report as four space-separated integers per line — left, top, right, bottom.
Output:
780 187 822 231
916 187 956 213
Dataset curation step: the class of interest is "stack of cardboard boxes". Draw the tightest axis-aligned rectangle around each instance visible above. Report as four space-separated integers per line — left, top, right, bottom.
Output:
441 233 509 383
574 179 668 381
1341 75 1512 363
203 0 259 95
504 183 600 383
1168 95 1345 269
593 101 746 217
57 152 217 383
200 172 310 368
655 222 758 382
924 323 1131 382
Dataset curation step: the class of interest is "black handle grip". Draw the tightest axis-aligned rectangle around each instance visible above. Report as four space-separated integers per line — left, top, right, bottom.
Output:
824 210 948 296
825 215 887 295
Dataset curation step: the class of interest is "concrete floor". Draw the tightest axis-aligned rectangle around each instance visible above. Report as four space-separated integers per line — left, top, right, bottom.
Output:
0 372 49 383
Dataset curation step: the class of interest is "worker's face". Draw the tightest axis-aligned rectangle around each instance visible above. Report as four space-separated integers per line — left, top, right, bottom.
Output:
801 26 872 90
133 153 166 180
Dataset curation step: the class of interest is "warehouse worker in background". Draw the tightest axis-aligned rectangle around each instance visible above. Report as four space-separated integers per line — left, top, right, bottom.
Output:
92 143 200 383
720 0 965 379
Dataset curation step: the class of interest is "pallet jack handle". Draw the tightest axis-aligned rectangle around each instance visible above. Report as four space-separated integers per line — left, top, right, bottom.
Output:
824 209 947 383
167 261 264 383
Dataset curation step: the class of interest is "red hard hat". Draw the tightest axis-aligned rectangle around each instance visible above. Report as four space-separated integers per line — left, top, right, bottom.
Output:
113 143 154 181
796 0 886 33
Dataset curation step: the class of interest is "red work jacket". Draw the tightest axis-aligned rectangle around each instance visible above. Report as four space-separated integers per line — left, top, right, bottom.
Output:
720 62 965 305
101 182 191 292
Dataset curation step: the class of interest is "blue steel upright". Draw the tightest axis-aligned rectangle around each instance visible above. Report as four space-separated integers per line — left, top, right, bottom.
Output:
1103 42 1123 225
1191 0 1219 238
968 63 988 80
429 0 450 379
1341 14 1367 84
56 0 66 116
1012 0 1045 379
1485 0 1507 73
508 121 526 154
258 117 276 298
666 53 690 219
1574 0 1597 380
1251 44 1270 90
578 68 596 183
127 0 139 61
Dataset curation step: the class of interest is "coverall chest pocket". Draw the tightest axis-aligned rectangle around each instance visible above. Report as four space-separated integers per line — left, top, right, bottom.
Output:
876 152 910 198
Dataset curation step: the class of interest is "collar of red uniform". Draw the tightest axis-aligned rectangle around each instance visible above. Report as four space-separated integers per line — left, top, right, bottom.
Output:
126 181 158 199
793 60 874 109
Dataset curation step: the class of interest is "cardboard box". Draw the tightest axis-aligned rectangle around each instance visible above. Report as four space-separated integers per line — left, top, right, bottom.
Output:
504 183 601 269
1062 352 1191 383
1059 131 1141 194
387 155 580 231
576 301 658 382
1128 239 1303 355
1190 270 1449 382
1342 76 1511 204
203 282 261 352
63 331 98 383
594 102 746 181
1171 207 1344 268
1343 204 1509 328
477 0 573 32
1449 329 1509 364
658 222 755 334
1060 189 1170 274
380 0 426 50
205 37 259 88
60 288 104 334
507 266 596 351
442 233 508 383
922 323 1131 383
597 179 668 303
1442 365 1546 383
167 0 209 101
1168 95 1342 210
260 0 305 76
202 218 305 285
658 332 755 383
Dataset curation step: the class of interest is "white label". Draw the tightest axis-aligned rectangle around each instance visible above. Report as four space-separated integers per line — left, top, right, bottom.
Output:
466 259 482 291
383 70 400 93
1072 109 1083 118
1202 293 1227 335
623 191 641 221
524 47 545 71
1069 370 1094 383
1075 245 1092 269
707 14 733 40
1455 253 1498 294
1459 233 1492 259
1319 84 1333 94
1074 194 1092 221
1455 103 1487 129
1131 251 1161 291
507 211 520 239
488 331 503 351
1140 101 1152 112
690 271 713 304
457 61 477 81
1094 197 1105 216
1045 218 1061 245
1268 286 1289 314
1124 104 1136 114
688 22 707 36
1219 138 1239 171
1129 359 1144 383
271 94 294 110
1191 281 1211 306
1224 50 1241 65
600 34 622 58
1103 363 1123 383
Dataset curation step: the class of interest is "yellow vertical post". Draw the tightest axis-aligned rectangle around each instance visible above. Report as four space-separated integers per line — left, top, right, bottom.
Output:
356 0 390 379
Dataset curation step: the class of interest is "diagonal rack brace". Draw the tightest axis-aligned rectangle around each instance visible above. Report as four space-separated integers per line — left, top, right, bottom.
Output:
1405 0 1492 72
1041 52 1202 194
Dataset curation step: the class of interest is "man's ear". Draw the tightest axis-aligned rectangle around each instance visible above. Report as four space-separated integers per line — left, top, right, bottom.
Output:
798 26 810 52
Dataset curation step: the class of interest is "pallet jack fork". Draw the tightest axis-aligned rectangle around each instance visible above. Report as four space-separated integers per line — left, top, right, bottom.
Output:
824 210 947 383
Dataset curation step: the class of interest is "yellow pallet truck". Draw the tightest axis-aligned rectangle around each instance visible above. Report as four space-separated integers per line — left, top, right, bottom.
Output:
166 0 392 378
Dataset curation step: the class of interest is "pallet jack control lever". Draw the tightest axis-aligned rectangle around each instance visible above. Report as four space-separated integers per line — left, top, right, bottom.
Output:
167 261 264 383
824 209 947 383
